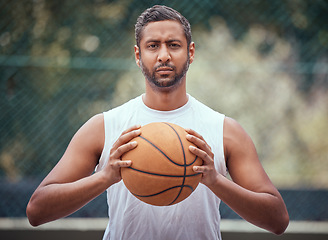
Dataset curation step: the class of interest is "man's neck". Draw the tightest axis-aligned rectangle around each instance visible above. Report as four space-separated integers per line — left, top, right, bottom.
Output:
143 84 188 111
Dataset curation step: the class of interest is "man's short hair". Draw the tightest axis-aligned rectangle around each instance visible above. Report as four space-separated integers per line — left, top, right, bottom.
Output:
135 5 192 48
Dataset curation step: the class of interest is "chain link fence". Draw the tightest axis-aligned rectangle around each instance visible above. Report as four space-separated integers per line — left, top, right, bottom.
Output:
1 0 328 220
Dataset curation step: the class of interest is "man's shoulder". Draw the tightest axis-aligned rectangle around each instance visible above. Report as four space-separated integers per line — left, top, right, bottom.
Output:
104 95 142 115
190 95 225 117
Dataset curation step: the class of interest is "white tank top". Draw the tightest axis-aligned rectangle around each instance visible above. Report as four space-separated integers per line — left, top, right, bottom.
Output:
97 94 226 240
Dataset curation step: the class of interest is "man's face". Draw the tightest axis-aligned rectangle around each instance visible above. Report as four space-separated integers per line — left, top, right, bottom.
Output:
135 20 194 91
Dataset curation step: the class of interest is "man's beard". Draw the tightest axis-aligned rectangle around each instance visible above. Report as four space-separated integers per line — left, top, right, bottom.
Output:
140 58 190 91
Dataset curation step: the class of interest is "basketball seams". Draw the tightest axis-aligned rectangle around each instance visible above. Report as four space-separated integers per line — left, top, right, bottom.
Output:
162 123 187 205
163 123 199 167
128 166 201 178
138 135 188 167
122 122 202 206
163 122 187 166
137 129 199 167
131 185 193 198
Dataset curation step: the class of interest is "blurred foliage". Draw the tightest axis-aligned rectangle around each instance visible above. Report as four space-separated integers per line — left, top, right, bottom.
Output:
0 0 327 191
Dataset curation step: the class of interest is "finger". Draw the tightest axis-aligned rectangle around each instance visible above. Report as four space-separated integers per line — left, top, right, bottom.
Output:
193 165 205 173
112 127 141 151
117 160 132 168
186 134 213 158
109 159 132 171
185 128 205 141
189 145 212 165
112 141 138 159
121 125 141 136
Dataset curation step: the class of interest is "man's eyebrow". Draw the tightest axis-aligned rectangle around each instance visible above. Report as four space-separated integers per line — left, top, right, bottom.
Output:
145 40 161 44
166 39 182 43
145 39 182 43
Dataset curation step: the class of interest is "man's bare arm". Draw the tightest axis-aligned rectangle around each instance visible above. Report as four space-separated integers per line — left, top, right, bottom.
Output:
26 114 140 226
187 117 289 235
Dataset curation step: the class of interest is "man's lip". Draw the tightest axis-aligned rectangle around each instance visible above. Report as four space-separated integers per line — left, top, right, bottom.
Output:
156 67 173 72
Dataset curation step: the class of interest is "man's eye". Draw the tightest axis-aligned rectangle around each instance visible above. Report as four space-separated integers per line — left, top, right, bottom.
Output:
148 44 158 49
170 43 180 48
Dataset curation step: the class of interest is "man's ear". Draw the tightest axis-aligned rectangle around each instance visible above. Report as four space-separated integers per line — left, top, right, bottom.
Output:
134 45 140 67
189 42 195 64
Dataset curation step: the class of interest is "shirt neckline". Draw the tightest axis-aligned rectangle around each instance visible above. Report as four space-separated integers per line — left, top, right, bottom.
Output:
139 94 192 119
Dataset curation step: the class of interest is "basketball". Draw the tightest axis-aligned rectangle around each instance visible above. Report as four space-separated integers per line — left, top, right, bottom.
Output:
121 122 202 206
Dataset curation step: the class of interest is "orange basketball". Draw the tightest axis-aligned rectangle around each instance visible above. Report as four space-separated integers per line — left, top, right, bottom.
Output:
121 122 202 206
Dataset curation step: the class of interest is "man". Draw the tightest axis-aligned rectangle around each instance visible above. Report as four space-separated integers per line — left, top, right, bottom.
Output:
27 5 289 239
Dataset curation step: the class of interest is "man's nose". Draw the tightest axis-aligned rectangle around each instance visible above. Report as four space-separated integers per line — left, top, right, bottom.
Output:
157 45 171 63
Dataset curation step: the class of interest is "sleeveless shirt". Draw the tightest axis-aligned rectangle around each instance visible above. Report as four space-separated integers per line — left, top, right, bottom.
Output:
97 94 226 240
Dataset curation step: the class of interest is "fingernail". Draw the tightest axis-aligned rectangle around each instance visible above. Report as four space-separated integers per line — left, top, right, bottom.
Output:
124 160 132 166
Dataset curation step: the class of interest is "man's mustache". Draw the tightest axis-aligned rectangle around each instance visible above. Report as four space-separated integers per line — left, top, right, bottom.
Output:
154 63 176 71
